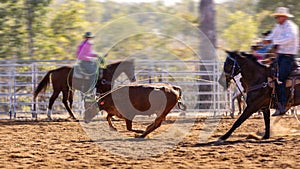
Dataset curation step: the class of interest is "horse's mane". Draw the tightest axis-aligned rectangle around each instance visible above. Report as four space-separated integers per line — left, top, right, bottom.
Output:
106 59 134 68
239 52 268 69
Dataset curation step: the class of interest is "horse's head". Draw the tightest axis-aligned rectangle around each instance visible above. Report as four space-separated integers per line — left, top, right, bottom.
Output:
221 51 241 89
96 59 136 93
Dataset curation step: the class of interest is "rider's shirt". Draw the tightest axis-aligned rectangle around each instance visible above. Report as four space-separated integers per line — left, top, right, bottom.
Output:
266 20 299 55
77 40 97 61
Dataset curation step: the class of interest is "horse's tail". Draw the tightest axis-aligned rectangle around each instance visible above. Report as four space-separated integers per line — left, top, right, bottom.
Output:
172 85 187 111
33 70 53 101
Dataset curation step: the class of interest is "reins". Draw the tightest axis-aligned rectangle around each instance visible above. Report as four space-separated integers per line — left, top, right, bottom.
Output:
246 82 269 93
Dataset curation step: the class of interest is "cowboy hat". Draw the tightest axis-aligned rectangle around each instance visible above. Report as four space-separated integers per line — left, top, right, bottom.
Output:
83 32 95 38
272 7 294 18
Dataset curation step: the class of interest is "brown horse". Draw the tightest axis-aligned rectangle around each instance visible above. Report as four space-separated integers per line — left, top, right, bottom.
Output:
218 51 300 141
33 60 136 120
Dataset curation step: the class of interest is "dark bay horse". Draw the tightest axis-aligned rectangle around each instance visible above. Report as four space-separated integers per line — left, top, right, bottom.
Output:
33 60 136 120
219 51 300 141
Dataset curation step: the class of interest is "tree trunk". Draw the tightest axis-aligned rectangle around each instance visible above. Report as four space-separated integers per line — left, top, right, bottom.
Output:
25 0 35 58
197 0 216 110
199 0 216 58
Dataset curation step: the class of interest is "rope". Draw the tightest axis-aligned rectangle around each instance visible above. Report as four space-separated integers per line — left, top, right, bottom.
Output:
294 113 300 125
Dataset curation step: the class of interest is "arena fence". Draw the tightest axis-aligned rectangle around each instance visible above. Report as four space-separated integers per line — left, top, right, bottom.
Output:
0 59 232 119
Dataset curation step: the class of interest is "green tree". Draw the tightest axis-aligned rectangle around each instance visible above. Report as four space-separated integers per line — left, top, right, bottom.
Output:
83 0 104 23
24 0 51 58
256 0 300 32
221 11 258 50
47 0 88 60
0 0 51 60
0 0 25 59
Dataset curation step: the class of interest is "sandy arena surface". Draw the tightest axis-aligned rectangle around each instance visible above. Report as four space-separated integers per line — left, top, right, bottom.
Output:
0 114 299 169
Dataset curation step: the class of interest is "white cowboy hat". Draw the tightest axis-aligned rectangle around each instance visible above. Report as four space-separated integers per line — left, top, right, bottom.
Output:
272 7 294 18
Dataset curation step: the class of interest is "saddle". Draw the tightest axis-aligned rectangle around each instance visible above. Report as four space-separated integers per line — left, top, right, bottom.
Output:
72 65 103 93
286 67 300 87
267 63 300 109
73 65 103 80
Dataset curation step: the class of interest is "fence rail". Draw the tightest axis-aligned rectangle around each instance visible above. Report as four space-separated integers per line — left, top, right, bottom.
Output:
0 59 232 119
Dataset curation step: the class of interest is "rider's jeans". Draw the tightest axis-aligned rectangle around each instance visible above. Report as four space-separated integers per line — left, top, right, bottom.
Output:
276 54 295 106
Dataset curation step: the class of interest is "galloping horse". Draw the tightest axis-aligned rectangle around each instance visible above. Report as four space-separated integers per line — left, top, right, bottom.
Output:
219 51 300 141
33 60 136 120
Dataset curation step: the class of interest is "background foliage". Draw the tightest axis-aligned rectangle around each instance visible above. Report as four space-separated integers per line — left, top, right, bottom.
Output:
0 0 299 60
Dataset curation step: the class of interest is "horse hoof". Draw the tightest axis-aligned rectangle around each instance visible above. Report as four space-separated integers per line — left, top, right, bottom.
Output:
67 117 78 122
216 137 225 143
109 127 117 131
262 135 270 140
135 135 145 138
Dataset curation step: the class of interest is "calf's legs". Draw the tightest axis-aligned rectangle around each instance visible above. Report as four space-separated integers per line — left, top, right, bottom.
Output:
125 119 144 133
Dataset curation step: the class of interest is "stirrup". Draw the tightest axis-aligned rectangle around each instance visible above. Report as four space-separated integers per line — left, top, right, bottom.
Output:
73 72 84 79
276 79 282 84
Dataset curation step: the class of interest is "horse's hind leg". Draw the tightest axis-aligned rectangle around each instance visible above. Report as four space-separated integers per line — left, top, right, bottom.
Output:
237 94 243 115
62 90 76 119
48 90 60 119
68 90 74 108
261 108 270 139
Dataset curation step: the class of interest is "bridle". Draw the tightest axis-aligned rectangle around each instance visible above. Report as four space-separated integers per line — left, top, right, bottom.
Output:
224 53 245 98
224 54 241 80
224 52 270 94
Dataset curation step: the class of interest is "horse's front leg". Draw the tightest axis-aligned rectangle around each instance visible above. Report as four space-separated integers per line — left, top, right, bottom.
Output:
230 97 235 118
62 90 76 119
48 90 60 120
237 94 243 115
218 105 256 141
261 108 270 139
218 89 270 142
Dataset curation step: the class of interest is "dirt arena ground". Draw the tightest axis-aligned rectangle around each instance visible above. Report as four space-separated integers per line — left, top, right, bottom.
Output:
0 114 299 169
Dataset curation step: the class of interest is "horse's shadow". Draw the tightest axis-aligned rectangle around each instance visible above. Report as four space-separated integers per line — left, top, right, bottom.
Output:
190 137 298 147
75 137 162 143
0 118 73 126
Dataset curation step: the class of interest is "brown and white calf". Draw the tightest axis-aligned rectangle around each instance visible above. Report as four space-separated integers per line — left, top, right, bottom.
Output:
84 83 186 138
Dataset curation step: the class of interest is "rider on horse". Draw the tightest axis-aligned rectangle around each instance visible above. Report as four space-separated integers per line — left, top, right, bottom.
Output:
74 32 106 99
252 7 299 116
251 30 273 61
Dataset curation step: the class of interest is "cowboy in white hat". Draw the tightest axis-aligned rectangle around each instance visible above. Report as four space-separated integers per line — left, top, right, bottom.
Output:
264 7 299 116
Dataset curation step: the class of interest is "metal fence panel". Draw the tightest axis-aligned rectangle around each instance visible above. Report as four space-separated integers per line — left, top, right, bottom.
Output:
0 60 231 119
